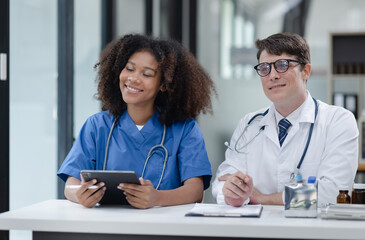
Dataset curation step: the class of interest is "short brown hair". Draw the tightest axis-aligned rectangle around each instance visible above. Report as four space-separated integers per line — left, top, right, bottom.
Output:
255 32 310 65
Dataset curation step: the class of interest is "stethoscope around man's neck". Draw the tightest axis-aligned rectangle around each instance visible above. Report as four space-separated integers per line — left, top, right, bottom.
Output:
103 116 168 190
225 97 318 171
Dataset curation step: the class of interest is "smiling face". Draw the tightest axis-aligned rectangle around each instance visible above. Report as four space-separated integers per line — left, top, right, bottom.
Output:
119 50 162 113
259 50 311 116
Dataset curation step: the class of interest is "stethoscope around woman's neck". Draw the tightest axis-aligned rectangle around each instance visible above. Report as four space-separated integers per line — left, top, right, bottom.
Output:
225 97 318 171
103 116 168 190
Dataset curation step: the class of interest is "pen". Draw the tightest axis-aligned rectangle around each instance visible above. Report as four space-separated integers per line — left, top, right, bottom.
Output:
66 185 99 189
238 176 249 185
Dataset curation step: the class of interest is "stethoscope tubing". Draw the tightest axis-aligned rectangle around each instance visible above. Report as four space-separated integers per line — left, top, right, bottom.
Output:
296 98 318 169
103 118 117 171
141 124 168 189
226 109 269 153
226 97 318 171
103 116 168 190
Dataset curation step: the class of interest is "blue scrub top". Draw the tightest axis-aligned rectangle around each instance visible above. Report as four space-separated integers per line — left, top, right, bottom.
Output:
57 110 212 190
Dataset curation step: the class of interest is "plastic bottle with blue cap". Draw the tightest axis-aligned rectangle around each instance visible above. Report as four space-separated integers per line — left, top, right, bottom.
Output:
307 176 316 184
296 174 316 184
296 174 303 183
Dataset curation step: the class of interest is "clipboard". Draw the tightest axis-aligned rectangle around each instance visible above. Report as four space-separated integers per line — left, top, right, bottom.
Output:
185 203 263 218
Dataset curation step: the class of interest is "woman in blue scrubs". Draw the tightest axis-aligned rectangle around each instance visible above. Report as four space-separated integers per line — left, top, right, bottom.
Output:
57 34 216 209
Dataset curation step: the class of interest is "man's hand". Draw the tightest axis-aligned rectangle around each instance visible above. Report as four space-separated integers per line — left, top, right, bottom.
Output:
249 188 261 204
218 172 253 207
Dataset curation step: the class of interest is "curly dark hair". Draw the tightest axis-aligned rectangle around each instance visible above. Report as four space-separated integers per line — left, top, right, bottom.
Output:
94 34 216 125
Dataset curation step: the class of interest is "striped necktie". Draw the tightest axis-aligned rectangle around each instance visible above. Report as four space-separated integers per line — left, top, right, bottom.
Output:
278 118 291 147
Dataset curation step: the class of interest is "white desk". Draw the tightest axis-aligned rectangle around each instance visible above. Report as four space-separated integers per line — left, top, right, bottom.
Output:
0 199 364 240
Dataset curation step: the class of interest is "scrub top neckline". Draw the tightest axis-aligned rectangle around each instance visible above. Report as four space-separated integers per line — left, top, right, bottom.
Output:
117 111 163 147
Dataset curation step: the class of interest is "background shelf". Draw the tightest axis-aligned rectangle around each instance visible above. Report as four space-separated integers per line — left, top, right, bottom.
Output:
329 32 365 176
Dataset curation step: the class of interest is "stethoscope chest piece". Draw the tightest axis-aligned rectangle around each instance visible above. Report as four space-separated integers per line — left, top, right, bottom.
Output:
290 172 296 183
225 109 269 154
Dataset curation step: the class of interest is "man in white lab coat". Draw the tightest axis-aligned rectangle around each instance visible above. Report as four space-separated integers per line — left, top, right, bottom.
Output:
212 32 358 207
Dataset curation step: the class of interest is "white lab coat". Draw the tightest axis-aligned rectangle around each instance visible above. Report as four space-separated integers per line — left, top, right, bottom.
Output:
212 92 359 207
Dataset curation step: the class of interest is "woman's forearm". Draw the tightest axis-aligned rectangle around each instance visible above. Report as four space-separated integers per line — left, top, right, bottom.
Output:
156 177 204 206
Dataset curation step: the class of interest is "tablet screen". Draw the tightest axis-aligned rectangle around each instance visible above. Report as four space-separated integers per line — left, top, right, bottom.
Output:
80 170 140 205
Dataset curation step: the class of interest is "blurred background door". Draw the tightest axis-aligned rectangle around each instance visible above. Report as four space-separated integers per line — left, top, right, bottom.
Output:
0 0 9 239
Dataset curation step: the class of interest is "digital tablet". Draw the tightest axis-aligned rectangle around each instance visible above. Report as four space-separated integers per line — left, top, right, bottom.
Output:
80 170 140 205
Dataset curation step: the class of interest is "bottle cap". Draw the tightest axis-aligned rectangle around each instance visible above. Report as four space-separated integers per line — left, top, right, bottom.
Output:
296 174 303 182
307 176 316 183
353 183 365 189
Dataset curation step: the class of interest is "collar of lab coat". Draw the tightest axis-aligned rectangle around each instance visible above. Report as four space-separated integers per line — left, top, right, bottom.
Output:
297 91 316 124
258 91 317 147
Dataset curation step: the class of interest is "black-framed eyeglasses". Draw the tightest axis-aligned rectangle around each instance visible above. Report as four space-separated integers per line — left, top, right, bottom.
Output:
254 59 305 77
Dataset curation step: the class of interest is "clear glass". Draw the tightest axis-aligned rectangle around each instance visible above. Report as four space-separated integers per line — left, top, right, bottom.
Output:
74 0 102 136
115 0 145 36
9 1 103 239
219 0 256 80
10 1 57 239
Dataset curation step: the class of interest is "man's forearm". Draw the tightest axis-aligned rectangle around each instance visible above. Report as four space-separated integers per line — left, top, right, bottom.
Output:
251 189 283 205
